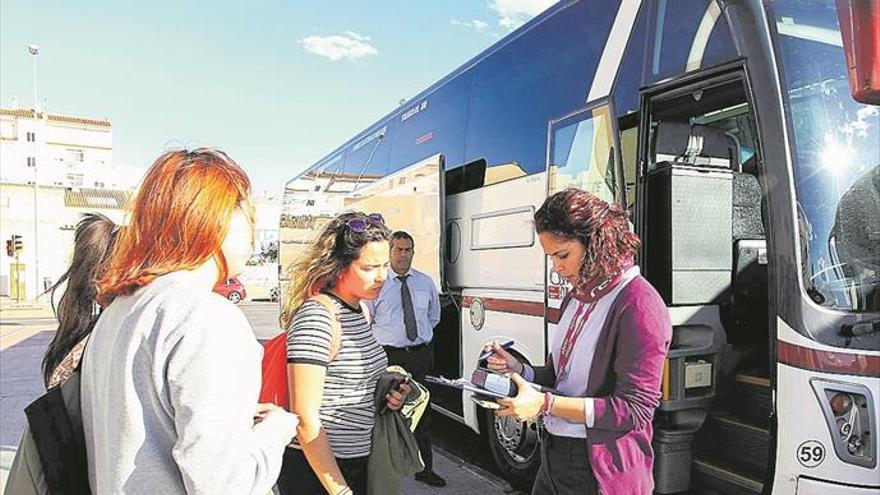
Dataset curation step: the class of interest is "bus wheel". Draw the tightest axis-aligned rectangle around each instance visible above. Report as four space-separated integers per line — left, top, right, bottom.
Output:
482 407 540 491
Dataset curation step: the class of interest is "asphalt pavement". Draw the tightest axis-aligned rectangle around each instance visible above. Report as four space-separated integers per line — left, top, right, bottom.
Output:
0 299 511 494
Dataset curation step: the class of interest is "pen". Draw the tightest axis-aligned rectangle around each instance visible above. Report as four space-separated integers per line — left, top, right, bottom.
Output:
478 340 515 362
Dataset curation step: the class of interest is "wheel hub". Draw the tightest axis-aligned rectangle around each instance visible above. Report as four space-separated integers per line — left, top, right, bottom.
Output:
494 415 539 463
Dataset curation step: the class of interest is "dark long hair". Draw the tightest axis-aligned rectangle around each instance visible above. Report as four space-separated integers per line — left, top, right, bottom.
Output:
280 212 391 329
42 213 119 385
534 188 640 285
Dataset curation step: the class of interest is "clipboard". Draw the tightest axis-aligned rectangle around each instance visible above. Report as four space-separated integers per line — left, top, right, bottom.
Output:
424 375 508 399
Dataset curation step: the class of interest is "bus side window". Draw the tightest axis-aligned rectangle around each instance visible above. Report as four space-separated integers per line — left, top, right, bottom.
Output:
619 123 639 214
548 103 618 200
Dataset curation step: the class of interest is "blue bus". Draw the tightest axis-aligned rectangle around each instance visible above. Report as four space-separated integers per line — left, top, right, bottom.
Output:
280 1 880 493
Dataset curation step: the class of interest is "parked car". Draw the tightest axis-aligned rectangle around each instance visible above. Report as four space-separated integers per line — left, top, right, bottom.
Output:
213 277 246 304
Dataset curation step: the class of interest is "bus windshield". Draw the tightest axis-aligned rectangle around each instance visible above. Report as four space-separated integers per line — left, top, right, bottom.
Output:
771 0 880 312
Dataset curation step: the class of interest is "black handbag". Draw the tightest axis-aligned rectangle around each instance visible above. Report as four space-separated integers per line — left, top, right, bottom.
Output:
23 350 91 495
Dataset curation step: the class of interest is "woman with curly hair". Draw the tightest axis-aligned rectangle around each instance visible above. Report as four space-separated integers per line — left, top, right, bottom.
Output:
487 188 672 495
278 211 410 495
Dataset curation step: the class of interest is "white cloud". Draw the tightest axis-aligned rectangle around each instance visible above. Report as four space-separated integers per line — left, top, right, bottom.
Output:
489 0 555 29
298 31 378 62
451 19 490 32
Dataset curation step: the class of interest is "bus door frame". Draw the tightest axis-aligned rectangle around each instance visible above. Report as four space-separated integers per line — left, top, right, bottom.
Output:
543 97 624 355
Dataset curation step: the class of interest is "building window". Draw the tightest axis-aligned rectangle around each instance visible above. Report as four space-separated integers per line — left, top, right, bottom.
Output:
68 148 84 162
26 131 35 142
26 156 35 167
66 173 84 187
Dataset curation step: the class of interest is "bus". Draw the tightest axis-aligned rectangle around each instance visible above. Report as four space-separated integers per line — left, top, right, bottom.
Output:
278 1 879 493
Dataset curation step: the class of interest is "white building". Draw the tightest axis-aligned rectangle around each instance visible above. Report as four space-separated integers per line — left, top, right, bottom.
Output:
0 107 142 300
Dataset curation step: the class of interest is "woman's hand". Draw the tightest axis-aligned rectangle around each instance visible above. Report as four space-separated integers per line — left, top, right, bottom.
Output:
495 374 544 422
254 402 299 440
385 381 412 411
484 341 524 375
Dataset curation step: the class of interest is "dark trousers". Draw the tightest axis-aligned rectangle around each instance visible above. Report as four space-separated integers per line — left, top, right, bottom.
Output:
383 343 435 472
277 447 368 495
531 433 599 495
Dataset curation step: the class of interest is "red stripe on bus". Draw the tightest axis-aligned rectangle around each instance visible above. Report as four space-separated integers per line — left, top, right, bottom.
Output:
777 340 880 377
461 296 545 318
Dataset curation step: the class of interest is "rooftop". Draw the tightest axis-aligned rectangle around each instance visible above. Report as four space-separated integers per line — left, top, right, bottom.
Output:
0 107 111 128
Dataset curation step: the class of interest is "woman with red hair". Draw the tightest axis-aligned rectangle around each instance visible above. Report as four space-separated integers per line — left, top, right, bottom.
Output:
487 188 672 495
81 149 298 494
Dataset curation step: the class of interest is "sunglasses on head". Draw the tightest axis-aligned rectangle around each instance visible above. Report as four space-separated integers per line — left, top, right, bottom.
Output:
346 213 385 232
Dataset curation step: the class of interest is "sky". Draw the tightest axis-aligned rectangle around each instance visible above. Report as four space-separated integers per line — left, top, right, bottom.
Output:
0 0 556 194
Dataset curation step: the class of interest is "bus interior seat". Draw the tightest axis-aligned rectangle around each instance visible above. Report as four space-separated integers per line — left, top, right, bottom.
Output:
730 153 769 341
653 122 739 168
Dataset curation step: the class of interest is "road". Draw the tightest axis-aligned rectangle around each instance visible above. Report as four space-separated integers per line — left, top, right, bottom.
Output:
0 300 512 494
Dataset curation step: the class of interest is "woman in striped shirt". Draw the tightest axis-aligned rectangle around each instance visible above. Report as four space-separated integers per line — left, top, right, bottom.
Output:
278 212 410 495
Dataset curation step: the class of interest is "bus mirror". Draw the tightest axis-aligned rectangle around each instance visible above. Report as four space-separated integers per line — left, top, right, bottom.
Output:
836 0 880 105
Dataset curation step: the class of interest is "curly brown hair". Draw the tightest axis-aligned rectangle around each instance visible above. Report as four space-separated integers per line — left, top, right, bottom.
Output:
534 188 640 286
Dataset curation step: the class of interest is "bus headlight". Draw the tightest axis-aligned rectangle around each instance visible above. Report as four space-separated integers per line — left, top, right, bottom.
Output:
812 380 877 468
830 392 853 416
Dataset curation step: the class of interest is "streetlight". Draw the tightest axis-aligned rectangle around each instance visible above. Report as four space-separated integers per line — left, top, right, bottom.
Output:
28 43 40 300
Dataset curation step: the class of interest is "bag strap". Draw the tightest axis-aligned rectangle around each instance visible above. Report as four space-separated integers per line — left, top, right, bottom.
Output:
309 294 343 362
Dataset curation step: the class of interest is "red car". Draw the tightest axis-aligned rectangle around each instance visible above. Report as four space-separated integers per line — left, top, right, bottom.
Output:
213 277 246 304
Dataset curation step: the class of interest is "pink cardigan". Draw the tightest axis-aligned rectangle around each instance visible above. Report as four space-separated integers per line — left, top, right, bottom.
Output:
584 275 672 495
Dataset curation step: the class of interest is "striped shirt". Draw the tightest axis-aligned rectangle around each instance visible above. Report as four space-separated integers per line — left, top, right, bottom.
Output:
286 296 388 458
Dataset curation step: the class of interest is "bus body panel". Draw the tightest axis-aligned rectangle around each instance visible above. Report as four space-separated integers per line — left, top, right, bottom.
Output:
459 288 545 432
773 318 880 491
445 174 546 292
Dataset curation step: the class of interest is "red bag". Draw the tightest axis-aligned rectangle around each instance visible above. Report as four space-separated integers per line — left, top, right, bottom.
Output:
259 295 345 409
259 333 291 409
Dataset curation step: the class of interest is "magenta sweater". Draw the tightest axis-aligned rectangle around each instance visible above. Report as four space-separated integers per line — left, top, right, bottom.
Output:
584 275 672 495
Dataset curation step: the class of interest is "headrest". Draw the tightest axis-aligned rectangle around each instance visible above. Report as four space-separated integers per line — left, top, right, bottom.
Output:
654 121 740 170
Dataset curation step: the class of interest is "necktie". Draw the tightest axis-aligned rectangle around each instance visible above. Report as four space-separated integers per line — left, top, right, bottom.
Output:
398 275 418 342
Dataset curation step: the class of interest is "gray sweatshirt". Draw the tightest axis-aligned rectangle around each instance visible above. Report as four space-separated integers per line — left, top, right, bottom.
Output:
81 270 290 494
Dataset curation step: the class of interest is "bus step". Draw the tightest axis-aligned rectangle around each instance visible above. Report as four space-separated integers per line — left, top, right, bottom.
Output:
730 374 771 427
692 455 763 495
706 411 769 478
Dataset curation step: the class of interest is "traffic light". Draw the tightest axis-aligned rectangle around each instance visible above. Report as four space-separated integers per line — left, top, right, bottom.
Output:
5 239 12 257
11 235 22 254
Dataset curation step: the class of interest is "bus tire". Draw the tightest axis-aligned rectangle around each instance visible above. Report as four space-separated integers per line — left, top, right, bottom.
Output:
481 405 540 491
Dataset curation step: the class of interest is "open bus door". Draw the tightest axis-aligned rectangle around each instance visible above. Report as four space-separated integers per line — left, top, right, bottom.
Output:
343 153 445 285
278 154 445 322
545 100 621 329
342 153 459 412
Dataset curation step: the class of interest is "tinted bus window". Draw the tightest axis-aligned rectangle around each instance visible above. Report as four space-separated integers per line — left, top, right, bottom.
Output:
345 122 394 182
614 3 650 117
549 104 617 202
464 0 617 176
649 0 737 82
390 72 472 172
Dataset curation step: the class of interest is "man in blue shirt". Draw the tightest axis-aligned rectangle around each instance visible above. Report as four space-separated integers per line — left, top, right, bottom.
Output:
367 230 444 487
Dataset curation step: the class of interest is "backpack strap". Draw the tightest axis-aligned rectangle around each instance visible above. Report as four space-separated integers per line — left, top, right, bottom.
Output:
309 294 343 362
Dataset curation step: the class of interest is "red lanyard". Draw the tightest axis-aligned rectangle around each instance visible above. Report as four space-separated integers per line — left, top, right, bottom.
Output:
556 300 597 381
555 266 631 382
